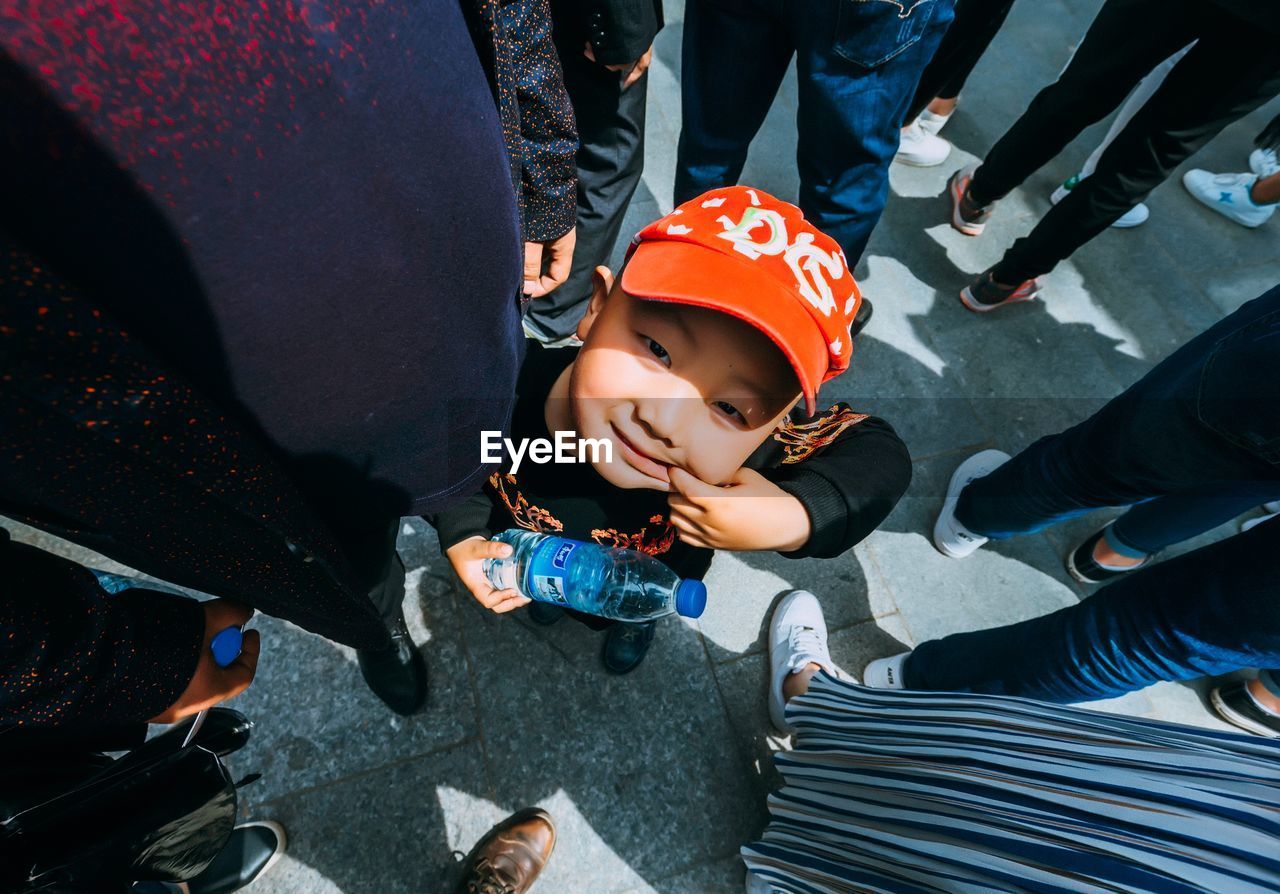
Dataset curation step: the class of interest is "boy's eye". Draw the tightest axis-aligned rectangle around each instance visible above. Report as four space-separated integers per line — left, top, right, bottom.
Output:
712 400 747 425
645 336 671 367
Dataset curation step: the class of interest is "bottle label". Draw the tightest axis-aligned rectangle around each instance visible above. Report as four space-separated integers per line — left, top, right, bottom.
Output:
526 538 576 605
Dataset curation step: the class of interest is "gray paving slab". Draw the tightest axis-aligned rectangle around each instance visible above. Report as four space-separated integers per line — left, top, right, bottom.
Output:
630 855 747 894
229 524 476 802
244 741 492 893
697 546 897 665
451 582 764 890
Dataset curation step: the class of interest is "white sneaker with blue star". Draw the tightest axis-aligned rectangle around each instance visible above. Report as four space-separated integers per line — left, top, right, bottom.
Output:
1183 169 1275 228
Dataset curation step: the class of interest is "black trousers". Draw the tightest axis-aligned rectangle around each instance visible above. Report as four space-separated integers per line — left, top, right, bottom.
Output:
967 0 1280 283
905 0 1016 123
522 27 648 342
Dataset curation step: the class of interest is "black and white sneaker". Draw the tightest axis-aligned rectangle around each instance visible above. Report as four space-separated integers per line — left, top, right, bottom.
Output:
1066 526 1149 584
1210 682 1280 738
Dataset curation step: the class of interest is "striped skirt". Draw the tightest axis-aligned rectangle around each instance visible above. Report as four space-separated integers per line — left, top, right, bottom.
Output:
742 673 1280 893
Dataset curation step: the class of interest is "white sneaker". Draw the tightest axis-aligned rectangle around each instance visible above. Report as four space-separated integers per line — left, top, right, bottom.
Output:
1182 169 1275 228
745 872 790 894
863 652 910 689
1050 174 1149 227
1249 147 1279 178
768 590 835 734
895 120 950 167
917 108 953 136
933 449 1010 558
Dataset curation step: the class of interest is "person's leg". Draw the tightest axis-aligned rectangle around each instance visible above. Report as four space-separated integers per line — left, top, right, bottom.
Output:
525 35 648 342
673 0 794 204
966 0 1195 206
992 24 1280 284
906 514 1280 701
792 0 955 262
956 284 1280 538
905 0 1017 123
1076 43 1193 181
1106 480 1280 557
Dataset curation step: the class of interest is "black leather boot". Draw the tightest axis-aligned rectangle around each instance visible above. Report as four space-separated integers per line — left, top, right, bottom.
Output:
357 609 429 716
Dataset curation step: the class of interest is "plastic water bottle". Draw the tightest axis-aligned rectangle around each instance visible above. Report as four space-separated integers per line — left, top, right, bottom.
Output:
483 529 707 622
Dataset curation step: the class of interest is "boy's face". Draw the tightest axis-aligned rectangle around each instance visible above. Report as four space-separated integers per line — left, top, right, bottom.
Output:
567 269 802 490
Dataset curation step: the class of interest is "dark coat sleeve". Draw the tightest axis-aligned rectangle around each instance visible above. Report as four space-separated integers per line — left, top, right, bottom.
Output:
505 0 580 243
760 413 912 559
423 489 500 554
577 0 664 66
0 529 205 728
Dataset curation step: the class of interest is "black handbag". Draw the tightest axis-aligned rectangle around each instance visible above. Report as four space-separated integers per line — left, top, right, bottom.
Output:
0 709 256 892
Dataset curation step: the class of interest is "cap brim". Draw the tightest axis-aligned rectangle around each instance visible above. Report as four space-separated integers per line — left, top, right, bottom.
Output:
621 240 828 415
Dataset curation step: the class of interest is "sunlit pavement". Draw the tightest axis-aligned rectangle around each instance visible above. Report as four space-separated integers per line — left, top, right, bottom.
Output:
9 0 1280 890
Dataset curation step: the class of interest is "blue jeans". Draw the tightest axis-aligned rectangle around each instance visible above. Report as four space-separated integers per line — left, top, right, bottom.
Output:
908 285 1280 701
675 0 955 264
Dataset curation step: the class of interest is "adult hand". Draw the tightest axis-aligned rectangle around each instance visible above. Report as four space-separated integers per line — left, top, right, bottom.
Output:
524 227 577 298
149 599 260 724
445 535 532 614
584 41 653 90
667 467 812 552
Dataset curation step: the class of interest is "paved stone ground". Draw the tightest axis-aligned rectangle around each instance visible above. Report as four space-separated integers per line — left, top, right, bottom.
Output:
9 0 1280 891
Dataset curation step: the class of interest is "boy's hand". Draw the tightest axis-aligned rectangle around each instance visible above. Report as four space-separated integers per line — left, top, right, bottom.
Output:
667 467 812 552
445 536 532 614
149 599 260 724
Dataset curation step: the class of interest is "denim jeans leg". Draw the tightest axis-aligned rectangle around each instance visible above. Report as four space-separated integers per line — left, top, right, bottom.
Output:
674 0 794 205
956 285 1280 540
791 0 955 263
905 514 1280 701
1108 480 1280 556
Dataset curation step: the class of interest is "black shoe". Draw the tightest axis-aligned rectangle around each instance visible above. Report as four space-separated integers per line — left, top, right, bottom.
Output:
357 610 428 716
602 621 655 675
527 601 565 626
186 820 286 894
1066 526 1150 584
1210 682 1280 738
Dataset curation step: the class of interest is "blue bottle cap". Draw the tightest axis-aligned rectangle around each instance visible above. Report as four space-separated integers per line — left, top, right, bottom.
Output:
210 626 244 668
675 579 708 619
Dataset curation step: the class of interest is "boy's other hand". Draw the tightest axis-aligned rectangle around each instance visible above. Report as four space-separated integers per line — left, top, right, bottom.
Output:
149 598 260 724
667 467 812 553
445 536 532 614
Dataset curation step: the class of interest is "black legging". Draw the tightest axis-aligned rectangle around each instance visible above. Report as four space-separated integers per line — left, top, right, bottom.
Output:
968 0 1280 283
905 0 1017 124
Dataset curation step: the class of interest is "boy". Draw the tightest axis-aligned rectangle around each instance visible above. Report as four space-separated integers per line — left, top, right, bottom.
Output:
427 186 910 673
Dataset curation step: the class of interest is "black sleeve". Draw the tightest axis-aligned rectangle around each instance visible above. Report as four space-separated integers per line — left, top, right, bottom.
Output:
424 489 499 554
580 0 663 66
0 529 205 727
761 414 912 560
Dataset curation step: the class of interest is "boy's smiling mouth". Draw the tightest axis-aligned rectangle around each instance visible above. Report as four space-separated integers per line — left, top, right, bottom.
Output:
609 422 672 483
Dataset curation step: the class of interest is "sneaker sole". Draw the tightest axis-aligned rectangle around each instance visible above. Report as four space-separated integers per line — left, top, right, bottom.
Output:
948 167 985 236
895 149 950 168
958 282 1039 313
1210 688 1280 738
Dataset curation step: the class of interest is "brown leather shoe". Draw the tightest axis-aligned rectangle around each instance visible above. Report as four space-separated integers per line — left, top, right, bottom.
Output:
453 807 556 894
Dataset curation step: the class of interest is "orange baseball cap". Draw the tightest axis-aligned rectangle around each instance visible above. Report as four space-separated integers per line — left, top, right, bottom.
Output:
621 186 862 414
